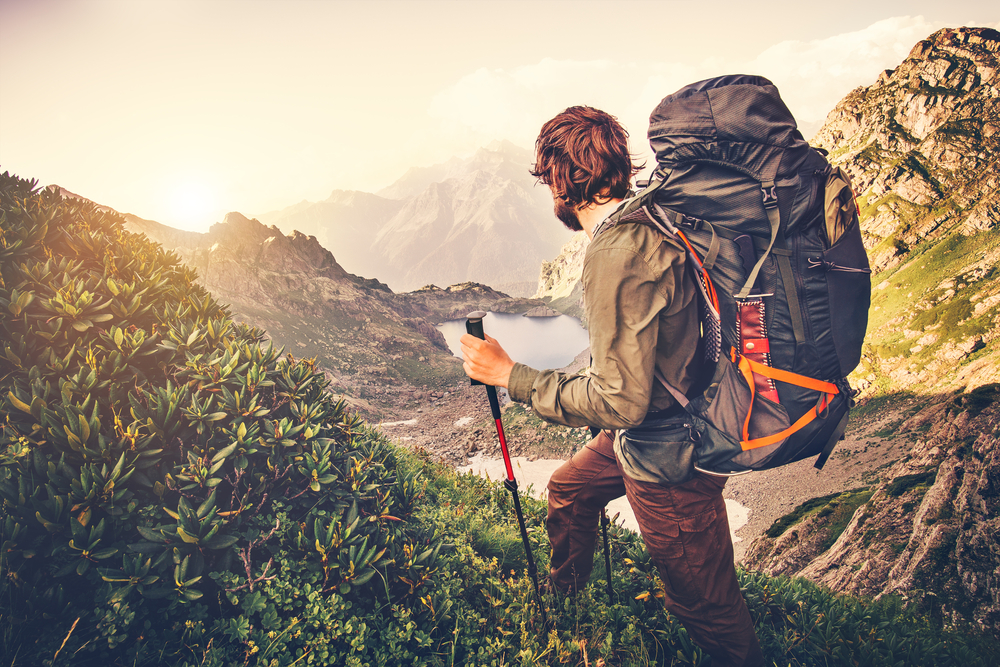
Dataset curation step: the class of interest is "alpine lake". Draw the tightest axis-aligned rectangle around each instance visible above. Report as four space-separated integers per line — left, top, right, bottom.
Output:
437 311 590 370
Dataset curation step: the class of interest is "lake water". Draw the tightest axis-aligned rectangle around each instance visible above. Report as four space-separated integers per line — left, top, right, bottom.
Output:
438 312 590 370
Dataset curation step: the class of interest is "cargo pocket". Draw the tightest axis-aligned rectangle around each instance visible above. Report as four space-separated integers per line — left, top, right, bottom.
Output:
819 220 871 377
650 506 722 605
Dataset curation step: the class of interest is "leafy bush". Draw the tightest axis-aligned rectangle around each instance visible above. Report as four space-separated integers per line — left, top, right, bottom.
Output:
0 173 441 663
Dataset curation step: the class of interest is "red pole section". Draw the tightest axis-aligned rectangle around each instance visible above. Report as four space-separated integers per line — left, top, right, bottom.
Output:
495 419 515 481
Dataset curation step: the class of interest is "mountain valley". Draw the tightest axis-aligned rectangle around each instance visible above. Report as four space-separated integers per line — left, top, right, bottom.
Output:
258 140 565 296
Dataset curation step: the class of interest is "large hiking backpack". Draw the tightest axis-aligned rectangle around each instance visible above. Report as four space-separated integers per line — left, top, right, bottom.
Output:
608 75 871 475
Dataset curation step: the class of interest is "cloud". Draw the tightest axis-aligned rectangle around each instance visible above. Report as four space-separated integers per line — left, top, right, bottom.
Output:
424 16 972 154
427 59 623 147
743 16 944 127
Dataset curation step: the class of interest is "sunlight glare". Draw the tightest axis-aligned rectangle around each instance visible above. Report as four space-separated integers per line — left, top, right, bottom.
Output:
168 180 216 231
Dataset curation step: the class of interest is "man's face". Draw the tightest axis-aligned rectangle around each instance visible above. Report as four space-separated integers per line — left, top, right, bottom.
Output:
551 189 583 232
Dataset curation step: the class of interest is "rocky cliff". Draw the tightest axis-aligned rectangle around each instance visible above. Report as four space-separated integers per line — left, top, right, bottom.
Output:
741 27 1000 632
745 387 1000 630
533 231 588 320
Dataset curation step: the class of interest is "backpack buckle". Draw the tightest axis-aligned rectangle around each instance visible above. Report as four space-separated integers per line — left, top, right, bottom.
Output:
761 184 778 209
675 215 703 231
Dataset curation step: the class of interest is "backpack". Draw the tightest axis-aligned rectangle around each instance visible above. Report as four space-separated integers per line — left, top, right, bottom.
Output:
607 75 871 475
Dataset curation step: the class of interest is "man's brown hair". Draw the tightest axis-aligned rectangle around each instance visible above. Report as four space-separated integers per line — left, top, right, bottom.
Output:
530 106 642 208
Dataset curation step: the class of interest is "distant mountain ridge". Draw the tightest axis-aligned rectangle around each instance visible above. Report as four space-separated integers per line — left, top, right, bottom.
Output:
259 140 565 296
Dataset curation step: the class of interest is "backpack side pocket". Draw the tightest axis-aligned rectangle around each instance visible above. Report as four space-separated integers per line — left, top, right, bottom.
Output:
618 416 698 485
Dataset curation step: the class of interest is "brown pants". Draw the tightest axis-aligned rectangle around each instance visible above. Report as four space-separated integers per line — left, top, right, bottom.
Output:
546 430 764 667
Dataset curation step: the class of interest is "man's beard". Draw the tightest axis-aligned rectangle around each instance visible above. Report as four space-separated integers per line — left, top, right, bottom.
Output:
554 199 582 231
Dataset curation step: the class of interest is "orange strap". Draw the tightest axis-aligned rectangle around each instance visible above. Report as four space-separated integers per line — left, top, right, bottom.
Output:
734 351 839 451
676 229 719 313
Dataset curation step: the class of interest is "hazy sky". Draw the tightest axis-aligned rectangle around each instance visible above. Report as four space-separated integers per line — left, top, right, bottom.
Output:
1 0 998 231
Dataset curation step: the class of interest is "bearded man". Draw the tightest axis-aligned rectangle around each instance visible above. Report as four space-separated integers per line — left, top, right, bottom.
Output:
461 105 764 667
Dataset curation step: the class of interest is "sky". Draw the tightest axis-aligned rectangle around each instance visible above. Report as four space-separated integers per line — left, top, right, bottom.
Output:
1 0 998 232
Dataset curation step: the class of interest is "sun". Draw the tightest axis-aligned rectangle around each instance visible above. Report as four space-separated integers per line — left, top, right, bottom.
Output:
168 180 217 231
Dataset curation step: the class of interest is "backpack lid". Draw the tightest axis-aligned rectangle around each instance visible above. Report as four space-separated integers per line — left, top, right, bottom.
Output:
648 75 810 182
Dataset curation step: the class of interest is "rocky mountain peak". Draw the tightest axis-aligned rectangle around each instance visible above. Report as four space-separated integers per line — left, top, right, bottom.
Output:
808 25 1000 399
909 26 1000 59
739 29 1000 631
813 26 998 273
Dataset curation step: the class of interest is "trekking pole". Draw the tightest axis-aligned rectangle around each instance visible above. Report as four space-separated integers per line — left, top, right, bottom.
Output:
589 424 615 601
466 311 549 630
600 508 614 599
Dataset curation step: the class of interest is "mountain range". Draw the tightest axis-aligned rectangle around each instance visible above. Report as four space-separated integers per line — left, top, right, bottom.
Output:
257 140 566 296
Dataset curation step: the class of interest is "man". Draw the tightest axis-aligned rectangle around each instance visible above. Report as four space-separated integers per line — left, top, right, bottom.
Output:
460 106 764 666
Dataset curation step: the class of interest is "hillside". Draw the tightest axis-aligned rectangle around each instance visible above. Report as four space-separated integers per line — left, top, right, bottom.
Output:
736 26 1000 630
814 26 1000 397
3 169 997 666
121 210 548 418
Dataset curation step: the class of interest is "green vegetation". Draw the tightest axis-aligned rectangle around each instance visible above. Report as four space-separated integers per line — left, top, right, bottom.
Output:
951 383 1000 414
2 172 998 665
818 489 875 553
849 391 917 421
763 488 872 550
867 225 1000 332
861 217 1000 388
886 469 937 497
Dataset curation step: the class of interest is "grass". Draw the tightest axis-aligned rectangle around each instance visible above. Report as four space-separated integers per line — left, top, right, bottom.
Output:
819 489 874 552
764 488 870 540
850 391 918 422
951 383 1000 414
886 469 937 497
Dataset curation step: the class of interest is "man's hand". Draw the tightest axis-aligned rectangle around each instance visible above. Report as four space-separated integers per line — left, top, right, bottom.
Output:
460 333 515 388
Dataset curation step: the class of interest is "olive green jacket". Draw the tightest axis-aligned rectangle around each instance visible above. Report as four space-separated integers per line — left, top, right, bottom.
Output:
507 220 702 430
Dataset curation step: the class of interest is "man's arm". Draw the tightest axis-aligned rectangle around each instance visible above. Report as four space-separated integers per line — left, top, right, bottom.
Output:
509 238 682 429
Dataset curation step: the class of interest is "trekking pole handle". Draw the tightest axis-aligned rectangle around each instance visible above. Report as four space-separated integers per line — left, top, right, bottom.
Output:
466 311 512 476
465 312 487 387
465 313 503 423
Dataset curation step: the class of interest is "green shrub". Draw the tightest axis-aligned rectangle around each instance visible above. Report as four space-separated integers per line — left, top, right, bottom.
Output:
0 173 441 663
887 469 937 497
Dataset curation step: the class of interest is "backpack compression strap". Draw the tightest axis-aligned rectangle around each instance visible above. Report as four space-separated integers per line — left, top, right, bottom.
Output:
733 351 839 450
736 180 779 299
